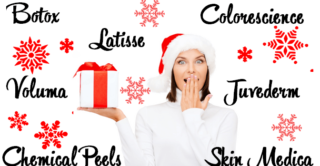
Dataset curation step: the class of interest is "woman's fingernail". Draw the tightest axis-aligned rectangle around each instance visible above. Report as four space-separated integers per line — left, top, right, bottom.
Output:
209 94 213 98
191 74 193 78
194 75 197 79
184 84 186 87
188 78 190 82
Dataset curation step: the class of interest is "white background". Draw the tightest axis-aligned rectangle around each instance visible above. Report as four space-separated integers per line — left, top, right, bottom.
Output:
0 0 319 165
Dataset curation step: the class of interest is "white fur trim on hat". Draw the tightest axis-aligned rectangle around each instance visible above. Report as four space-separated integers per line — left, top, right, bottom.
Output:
148 74 170 93
148 34 216 93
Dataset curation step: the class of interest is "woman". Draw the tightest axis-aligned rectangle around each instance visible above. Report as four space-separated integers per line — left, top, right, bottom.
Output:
78 34 238 166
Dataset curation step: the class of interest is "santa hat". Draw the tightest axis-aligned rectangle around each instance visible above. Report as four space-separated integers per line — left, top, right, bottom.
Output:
148 33 216 92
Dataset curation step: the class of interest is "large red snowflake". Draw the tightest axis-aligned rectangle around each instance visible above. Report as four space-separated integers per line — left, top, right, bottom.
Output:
13 37 50 74
263 26 308 64
271 114 302 141
60 38 74 53
34 120 68 149
238 46 252 62
8 111 28 131
134 0 165 27
120 77 151 104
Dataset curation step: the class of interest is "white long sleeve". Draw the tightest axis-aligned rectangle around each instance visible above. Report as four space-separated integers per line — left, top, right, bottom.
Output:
116 110 156 166
115 101 237 166
182 108 238 165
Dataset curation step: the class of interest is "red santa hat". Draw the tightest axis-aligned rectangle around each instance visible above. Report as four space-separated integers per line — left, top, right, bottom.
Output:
148 33 216 92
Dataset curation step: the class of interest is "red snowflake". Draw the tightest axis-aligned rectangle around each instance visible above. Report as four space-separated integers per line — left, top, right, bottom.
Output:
60 38 74 53
263 26 308 64
134 0 165 27
271 114 302 141
238 47 252 62
34 120 68 149
8 111 28 131
13 37 50 74
120 77 151 104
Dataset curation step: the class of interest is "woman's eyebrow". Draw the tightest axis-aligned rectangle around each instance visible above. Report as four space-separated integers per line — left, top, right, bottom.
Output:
176 54 205 60
176 57 186 60
196 55 205 59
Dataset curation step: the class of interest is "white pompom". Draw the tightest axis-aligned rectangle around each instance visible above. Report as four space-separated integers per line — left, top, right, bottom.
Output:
148 74 170 93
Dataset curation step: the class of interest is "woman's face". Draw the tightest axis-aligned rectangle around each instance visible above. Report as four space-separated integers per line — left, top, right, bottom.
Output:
173 49 208 91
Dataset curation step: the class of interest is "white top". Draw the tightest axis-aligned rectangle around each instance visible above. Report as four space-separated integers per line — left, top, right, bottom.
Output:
115 90 238 166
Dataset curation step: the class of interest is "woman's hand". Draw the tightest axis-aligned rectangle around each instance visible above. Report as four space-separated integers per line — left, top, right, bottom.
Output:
181 74 212 112
77 107 126 122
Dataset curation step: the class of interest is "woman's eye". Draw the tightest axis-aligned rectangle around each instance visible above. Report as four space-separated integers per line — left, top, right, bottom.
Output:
178 61 185 65
196 60 203 64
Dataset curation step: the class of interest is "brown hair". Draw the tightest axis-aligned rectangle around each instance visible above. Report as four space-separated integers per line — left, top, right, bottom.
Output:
166 68 211 102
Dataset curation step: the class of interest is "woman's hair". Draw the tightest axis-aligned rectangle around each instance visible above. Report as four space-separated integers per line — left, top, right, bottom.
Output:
166 68 211 102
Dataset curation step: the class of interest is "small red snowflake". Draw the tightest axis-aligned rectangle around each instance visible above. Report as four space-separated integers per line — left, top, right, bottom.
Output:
60 38 74 53
13 37 50 74
271 114 302 141
34 120 68 149
134 0 165 27
8 111 28 131
238 46 252 62
120 77 151 104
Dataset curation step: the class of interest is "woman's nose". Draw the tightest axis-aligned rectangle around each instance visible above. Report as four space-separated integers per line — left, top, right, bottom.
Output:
188 63 195 73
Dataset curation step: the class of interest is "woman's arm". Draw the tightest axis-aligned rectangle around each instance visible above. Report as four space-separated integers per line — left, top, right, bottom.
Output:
116 109 156 166
182 108 238 166
180 75 238 165
78 107 155 166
